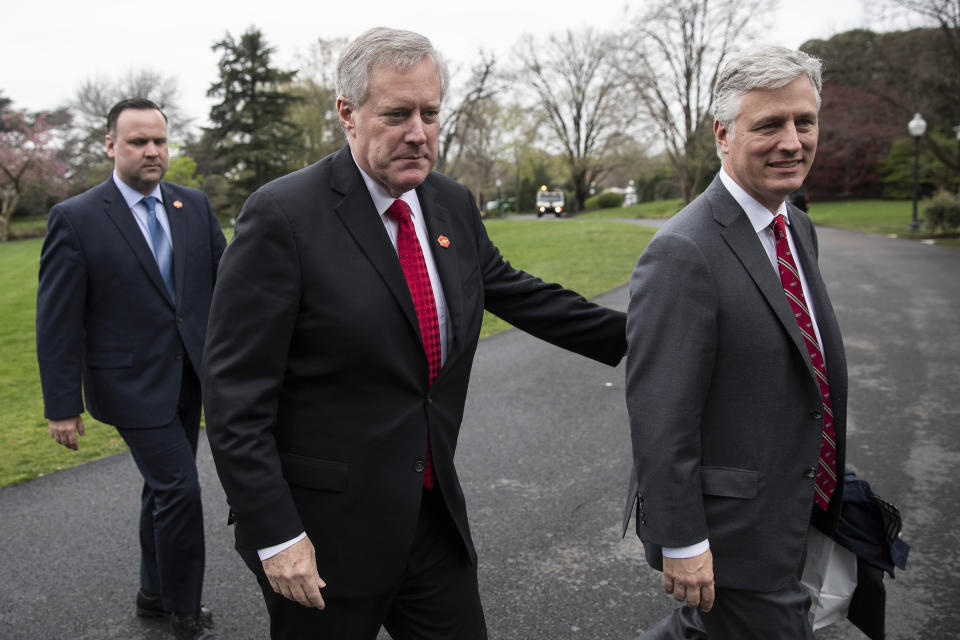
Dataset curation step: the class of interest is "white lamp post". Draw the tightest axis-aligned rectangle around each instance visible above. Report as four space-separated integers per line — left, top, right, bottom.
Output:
908 113 927 231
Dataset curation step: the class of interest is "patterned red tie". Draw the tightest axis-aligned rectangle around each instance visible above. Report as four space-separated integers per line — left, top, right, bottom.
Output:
772 214 837 510
386 199 440 490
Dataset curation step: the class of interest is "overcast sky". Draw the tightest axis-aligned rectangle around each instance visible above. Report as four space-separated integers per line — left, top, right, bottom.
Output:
3 0 918 129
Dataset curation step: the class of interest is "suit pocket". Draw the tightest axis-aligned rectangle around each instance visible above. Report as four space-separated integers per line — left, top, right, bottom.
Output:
279 451 349 492
701 466 758 499
85 351 134 369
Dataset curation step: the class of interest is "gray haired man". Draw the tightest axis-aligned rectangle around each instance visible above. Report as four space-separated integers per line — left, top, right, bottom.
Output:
623 46 847 639
202 26 626 640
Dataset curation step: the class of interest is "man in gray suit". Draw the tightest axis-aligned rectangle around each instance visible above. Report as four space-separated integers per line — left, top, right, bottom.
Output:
623 46 847 639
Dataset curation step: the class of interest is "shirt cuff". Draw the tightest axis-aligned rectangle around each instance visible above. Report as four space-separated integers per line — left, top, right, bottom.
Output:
257 532 307 561
662 539 710 559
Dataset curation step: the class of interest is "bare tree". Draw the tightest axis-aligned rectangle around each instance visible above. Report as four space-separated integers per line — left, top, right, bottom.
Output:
516 28 636 212
619 0 766 203
436 52 499 178
288 37 349 168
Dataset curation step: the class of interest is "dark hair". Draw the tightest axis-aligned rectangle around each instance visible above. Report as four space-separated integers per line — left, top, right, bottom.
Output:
106 98 167 136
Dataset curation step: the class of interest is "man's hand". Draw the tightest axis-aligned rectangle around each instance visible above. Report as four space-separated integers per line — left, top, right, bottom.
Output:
663 549 715 612
49 416 85 450
262 536 327 609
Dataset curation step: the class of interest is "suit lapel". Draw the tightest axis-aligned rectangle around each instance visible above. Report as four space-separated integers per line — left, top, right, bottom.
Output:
418 178 463 368
100 180 175 308
710 179 818 383
329 148 422 342
161 184 187 307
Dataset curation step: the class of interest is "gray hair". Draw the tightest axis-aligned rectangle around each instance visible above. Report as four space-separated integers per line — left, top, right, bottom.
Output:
713 46 823 141
336 27 449 107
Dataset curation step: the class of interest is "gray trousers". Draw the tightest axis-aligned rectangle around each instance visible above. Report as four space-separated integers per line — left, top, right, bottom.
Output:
640 576 814 640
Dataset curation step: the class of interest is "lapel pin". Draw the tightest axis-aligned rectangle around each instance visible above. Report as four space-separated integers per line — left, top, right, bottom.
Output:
173 200 183 209
437 235 450 248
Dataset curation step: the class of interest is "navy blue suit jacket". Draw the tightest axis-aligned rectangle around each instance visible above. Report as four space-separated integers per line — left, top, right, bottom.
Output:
37 178 226 428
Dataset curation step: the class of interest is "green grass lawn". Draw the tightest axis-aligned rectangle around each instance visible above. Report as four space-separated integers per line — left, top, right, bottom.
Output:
0 219 652 487
805 199 927 236
0 237 130 487
576 198 684 220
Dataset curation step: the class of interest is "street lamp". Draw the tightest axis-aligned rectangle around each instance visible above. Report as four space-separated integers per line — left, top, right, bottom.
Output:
907 113 927 232
495 178 502 214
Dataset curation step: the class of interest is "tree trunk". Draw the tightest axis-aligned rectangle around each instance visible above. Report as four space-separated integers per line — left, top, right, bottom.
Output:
0 192 19 242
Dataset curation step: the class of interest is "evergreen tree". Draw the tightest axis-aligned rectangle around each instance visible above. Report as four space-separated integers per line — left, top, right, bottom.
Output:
206 28 302 213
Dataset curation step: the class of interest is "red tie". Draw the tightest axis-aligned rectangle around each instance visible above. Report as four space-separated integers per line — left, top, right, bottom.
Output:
772 214 837 510
386 199 440 490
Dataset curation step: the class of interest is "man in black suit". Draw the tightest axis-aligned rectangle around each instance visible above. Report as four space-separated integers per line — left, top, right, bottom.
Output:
202 27 626 640
623 47 847 639
36 98 225 640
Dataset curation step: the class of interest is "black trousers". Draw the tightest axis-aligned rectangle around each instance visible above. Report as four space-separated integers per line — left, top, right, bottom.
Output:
116 364 205 617
259 487 487 640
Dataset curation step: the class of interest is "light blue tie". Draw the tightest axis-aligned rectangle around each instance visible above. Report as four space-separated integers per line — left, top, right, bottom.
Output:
141 196 175 297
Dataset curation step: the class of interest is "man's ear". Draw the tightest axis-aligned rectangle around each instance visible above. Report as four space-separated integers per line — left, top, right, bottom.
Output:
714 120 730 156
105 134 116 159
336 97 355 136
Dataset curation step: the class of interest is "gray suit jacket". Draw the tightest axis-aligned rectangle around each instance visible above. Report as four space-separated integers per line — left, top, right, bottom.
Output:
622 176 847 592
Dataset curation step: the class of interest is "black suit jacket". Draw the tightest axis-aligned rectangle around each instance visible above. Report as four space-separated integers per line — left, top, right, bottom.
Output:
202 146 626 597
36 178 226 427
623 176 847 592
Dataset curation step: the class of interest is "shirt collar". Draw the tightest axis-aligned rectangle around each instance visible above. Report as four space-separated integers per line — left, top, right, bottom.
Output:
718 167 788 234
350 153 418 219
112 170 162 210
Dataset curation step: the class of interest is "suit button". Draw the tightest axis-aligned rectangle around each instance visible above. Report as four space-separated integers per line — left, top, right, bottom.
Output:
175 353 184 360
414 461 425 473
177 316 183 324
806 467 816 478
811 409 823 420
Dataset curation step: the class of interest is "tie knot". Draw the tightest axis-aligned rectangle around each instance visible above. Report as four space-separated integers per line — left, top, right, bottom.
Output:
386 199 412 224
141 196 158 218
771 214 787 240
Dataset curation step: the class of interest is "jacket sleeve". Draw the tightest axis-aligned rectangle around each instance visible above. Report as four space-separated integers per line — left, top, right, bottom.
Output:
36 205 87 420
625 230 717 548
471 200 626 367
201 188 304 550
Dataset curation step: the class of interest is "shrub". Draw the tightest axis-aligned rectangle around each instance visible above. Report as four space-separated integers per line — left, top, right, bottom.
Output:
923 190 960 233
585 191 624 210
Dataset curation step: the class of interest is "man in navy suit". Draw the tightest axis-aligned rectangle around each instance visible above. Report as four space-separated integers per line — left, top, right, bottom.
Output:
36 98 226 640
202 27 625 639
